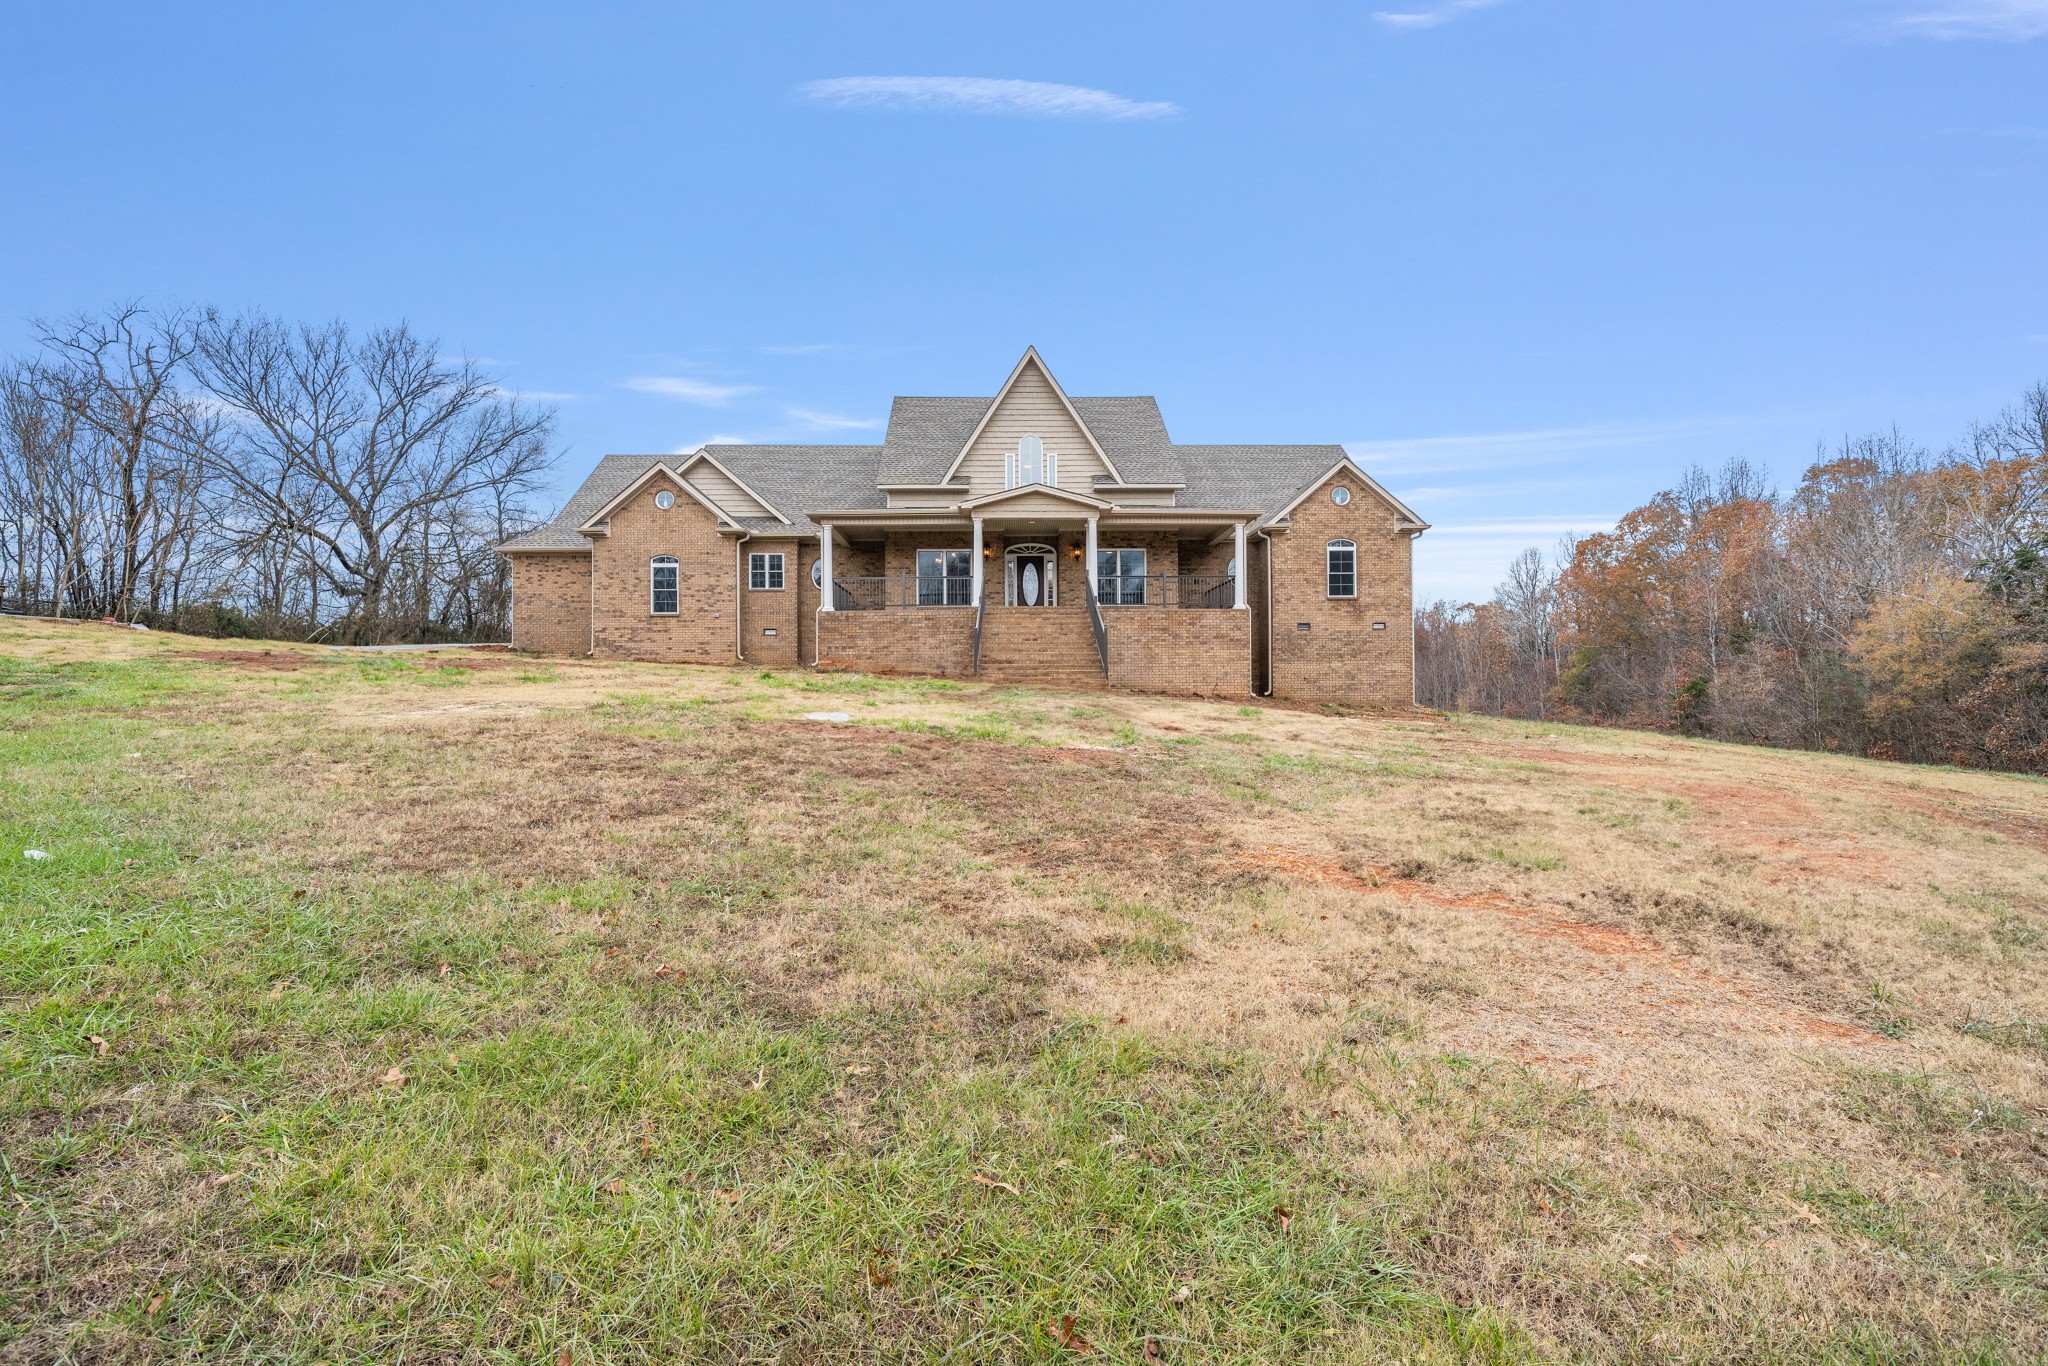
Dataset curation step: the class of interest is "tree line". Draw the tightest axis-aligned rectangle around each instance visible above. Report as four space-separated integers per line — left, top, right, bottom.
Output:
1417 380 2048 774
0 303 557 643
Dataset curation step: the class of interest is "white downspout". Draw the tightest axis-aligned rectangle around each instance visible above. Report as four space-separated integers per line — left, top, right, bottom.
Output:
1255 528 1275 697
734 533 750 663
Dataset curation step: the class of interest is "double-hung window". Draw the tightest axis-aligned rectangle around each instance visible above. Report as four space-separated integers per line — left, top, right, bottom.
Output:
1095 548 1147 605
916 549 973 606
650 556 679 614
1326 541 1357 598
749 551 785 590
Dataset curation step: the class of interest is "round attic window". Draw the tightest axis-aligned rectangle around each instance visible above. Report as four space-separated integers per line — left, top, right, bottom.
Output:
653 490 676 510
1331 486 1352 506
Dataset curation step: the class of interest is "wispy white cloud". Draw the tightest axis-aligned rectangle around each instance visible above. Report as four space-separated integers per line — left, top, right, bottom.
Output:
673 436 750 455
786 407 883 431
1347 418 1711 474
623 376 761 406
1413 516 1616 603
802 76 1178 120
1421 517 1618 537
761 343 848 356
1892 0 2048 39
1374 0 1512 30
488 387 578 403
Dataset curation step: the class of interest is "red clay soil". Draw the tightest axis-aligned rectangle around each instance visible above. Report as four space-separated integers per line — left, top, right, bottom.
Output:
184 650 322 672
1230 846 1885 1047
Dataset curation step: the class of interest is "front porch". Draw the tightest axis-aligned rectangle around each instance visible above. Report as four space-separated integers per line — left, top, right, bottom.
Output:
810 506 1255 696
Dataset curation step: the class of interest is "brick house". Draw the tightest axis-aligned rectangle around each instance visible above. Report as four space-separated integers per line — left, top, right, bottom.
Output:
497 350 1428 706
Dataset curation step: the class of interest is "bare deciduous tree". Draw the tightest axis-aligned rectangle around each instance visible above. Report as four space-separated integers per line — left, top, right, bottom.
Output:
190 313 554 643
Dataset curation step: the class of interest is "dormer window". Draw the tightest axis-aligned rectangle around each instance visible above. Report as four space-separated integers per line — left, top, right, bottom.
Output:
1005 435 1057 489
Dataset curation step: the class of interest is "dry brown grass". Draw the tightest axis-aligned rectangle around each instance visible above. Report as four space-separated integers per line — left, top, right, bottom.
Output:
11 617 2045 1360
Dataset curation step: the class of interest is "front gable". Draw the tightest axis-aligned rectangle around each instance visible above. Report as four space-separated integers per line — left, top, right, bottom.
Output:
1267 458 1428 532
578 463 736 535
944 349 1121 498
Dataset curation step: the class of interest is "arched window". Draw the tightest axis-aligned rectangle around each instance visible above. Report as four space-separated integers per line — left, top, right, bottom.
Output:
1009 434 1051 488
1326 541 1357 599
650 556 679 615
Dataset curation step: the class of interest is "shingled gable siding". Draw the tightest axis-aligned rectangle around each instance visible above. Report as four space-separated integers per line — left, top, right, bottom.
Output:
590 472 736 662
1267 470 1415 708
684 462 770 517
740 536 800 666
957 363 1110 496
507 553 592 654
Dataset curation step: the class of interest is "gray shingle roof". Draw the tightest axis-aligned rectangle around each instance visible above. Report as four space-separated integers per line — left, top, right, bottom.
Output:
874 397 988 486
497 446 889 551
1071 397 1177 484
1172 446 1353 529
499 403 1414 553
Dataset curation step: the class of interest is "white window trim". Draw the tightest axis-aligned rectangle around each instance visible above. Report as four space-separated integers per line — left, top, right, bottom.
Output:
1326 540 1358 599
1095 546 1148 606
749 551 786 591
650 556 680 615
916 547 974 606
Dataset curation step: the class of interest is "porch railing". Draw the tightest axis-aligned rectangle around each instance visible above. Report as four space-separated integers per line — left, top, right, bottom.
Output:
1093 574 1237 609
831 575 975 610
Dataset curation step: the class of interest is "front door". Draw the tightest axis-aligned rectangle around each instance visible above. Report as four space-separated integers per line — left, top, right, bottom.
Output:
1015 555 1048 607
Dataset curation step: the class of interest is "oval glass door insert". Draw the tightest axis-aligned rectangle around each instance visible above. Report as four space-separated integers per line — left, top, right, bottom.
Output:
1021 561 1041 606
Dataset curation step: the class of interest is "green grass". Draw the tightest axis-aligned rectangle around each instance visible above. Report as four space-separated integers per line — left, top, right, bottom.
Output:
0 649 1509 1364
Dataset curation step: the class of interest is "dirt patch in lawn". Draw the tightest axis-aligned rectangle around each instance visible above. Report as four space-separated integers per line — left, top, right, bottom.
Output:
183 649 326 672
1227 845 1885 1050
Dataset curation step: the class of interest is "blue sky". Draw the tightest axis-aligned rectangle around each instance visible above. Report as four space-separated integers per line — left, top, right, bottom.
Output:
3 0 2043 601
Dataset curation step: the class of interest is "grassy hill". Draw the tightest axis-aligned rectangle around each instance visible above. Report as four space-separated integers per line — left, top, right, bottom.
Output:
3 618 2043 1363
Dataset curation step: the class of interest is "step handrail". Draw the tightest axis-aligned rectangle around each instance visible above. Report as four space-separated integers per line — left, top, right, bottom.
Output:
1082 580 1110 677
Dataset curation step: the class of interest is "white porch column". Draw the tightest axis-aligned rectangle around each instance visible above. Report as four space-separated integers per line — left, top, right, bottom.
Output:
1085 515 1099 600
971 516 985 604
819 524 835 611
1233 521 1250 609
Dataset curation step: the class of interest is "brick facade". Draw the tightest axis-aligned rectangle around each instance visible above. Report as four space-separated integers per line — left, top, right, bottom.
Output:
506 552 591 654
1267 471 1416 708
739 536 801 667
591 472 737 662
1103 608 1249 697
508 457 1414 704
818 607 976 676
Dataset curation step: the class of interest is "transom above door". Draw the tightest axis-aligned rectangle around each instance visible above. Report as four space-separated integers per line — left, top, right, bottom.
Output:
1003 543 1059 607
